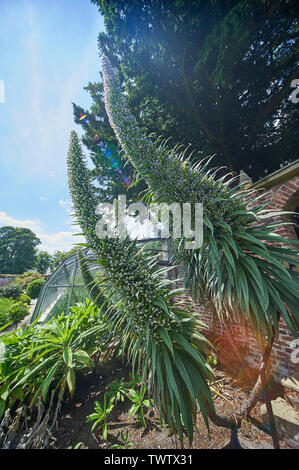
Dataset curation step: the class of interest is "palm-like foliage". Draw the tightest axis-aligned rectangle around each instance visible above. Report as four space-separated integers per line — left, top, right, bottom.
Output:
67 130 215 444
0 301 106 419
101 55 299 340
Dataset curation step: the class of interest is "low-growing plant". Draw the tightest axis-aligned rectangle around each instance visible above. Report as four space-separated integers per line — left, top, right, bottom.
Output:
22 271 35 277
26 278 45 299
109 429 134 449
17 293 31 305
0 284 22 300
207 354 218 368
0 299 110 419
86 395 115 439
13 272 45 291
67 442 84 449
8 301 29 326
106 378 130 403
0 298 13 328
128 384 152 428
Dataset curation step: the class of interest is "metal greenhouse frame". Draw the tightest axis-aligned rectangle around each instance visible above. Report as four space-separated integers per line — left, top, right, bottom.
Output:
30 239 170 324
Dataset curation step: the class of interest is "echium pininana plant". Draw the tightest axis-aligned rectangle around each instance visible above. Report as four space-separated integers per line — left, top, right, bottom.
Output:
101 56 249 233
102 55 299 340
77 249 106 309
67 130 215 444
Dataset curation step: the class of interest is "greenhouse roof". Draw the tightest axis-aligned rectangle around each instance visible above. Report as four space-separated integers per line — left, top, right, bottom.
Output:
30 239 170 324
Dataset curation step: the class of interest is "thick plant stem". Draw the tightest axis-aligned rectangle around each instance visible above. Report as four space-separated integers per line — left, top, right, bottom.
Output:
238 333 275 419
258 331 280 449
205 400 241 429
240 332 280 448
206 333 281 450
202 333 278 446
260 368 280 449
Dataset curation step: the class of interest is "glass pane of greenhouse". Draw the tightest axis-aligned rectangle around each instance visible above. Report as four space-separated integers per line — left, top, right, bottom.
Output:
30 239 171 324
30 248 98 323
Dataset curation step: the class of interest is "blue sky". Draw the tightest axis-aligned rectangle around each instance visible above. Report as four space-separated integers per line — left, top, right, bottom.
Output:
0 0 104 253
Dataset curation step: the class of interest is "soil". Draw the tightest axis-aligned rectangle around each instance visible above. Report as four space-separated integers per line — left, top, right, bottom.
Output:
52 359 292 450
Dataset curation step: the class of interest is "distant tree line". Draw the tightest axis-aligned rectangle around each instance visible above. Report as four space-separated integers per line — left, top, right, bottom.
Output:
0 226 77 274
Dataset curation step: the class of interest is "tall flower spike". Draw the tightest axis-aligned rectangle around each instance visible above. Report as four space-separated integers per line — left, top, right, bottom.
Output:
101 55 247 231
102 55 299 338
67 130 215 445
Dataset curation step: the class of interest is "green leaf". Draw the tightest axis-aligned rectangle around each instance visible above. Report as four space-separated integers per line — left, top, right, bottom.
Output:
12 356 54 390
73 350 92 368
102 420 108 440
0 384 9 401
159 327 174 356
91 419 101 432
128 389 139 401
0 398 5 419
63 347 73 368
42 362 59 402
66 368 76 397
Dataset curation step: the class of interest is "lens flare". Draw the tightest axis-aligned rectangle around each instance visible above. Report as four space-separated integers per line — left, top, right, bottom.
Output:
79 117 132 187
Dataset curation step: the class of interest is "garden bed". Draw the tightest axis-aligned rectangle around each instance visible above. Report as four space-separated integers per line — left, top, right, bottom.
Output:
52 359 289 450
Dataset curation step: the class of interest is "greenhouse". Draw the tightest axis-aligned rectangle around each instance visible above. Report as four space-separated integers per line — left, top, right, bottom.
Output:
30 239 170 324
30 248 94 323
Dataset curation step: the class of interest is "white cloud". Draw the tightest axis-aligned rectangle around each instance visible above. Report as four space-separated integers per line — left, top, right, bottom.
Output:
0 211 41 233
59 198 72 213
38 231 83 254
58 198 81 232
0 211 84 254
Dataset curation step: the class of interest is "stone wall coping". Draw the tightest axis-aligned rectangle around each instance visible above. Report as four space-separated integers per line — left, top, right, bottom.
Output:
250 159 299 190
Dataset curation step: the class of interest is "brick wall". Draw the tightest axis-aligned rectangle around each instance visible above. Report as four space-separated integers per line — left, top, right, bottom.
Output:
173 173 299 380
248 175 299 242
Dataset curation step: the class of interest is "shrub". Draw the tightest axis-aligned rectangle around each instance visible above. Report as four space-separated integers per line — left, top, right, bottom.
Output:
8 301 29 326
22 271 35 277
26 279 45 299
14 272 45 291
0 297 13 327
18 293 31 305
0 284 22 300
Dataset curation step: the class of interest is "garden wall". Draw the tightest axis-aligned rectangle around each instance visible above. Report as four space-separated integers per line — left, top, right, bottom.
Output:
0 275 16 288
174 161 299 381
